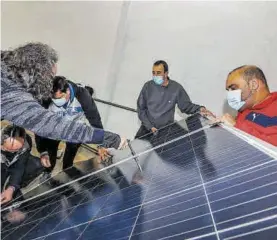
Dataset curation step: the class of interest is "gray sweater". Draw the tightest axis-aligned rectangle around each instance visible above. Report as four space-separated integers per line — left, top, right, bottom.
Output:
1 65 120 148
137 79 202 129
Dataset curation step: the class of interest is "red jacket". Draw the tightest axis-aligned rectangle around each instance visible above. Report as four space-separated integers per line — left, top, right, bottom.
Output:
235 92 277 146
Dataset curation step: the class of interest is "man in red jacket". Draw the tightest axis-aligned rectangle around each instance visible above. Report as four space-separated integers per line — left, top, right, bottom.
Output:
221 65 277 146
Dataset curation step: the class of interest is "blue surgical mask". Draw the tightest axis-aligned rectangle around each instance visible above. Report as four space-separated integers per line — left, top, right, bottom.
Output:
52 97 67 107
153 76 164 85
227 89 246 111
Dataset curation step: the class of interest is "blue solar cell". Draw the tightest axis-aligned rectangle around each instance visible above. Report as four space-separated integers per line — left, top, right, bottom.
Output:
219 216 277 240
224 225 277 240
1 229 13 239
53 195 109 231
96 185 144 218
78 207 140 240
130 215 215 240
1 115 276 240
43 225 87 240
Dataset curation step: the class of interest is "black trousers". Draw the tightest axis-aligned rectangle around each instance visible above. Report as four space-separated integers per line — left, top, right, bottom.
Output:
42 139 81 172
1 155 44 192
135 125 152 139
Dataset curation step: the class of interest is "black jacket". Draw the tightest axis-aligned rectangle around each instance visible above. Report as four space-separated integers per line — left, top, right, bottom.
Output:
70 81 103 129
35 81 103 154
1 134 32 191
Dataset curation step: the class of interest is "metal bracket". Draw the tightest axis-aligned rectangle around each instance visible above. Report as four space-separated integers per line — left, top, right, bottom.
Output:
127 140 143 173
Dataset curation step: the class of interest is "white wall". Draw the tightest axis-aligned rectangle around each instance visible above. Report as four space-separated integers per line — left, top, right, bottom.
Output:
2 1 277 138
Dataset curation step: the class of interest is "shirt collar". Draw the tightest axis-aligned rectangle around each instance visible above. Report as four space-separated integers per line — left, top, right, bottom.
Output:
252 92 277 110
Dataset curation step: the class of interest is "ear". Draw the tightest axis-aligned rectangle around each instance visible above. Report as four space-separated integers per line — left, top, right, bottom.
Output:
164 72 169 78
249 78 259 91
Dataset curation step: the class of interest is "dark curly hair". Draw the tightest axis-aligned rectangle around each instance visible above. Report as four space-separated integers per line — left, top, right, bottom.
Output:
1 42 58 100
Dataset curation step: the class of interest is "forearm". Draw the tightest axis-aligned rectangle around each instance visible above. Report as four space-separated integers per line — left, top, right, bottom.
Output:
180 102 202 114
1 90 120 147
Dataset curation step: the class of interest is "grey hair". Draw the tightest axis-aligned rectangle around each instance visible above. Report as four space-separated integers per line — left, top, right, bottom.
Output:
1 42 58 100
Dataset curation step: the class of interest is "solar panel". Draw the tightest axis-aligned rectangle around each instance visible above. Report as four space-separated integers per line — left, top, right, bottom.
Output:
1 114 276 240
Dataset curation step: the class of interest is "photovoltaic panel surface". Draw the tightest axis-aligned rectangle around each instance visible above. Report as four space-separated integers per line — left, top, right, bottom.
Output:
1 115 276 240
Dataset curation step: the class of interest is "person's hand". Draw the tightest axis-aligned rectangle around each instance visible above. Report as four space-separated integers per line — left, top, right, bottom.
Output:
98 147 110 162
151 127 158 133
118 137 128 150
220 113 236 126
40 154 51 168
1 186 15 205
199 107 216 118
5 210 26 223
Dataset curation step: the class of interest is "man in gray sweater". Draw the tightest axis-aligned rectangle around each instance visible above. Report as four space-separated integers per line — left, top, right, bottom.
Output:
136 60 214 138
1 43 126 150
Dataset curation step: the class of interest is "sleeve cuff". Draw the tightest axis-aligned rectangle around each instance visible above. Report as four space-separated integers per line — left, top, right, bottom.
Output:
143 123 153 130
8 185 17 192
40 151 49 157
91 129 105 144
195 106 204 113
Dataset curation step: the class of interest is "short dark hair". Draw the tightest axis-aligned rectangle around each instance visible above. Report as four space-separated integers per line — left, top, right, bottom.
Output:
153 60 169 73
52 76 69 93
1 125 26 145
229 65 268 88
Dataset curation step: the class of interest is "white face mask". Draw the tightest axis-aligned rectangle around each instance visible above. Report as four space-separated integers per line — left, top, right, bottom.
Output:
153 76 164 85
227 89 246 111
52 97 67 107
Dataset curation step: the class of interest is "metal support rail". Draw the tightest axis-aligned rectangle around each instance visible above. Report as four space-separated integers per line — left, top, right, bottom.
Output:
93 97 137 113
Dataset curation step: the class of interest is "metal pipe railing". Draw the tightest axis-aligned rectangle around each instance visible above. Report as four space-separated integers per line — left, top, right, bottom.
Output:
82 97 137 154
93 97 137 113
81 144 98 154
